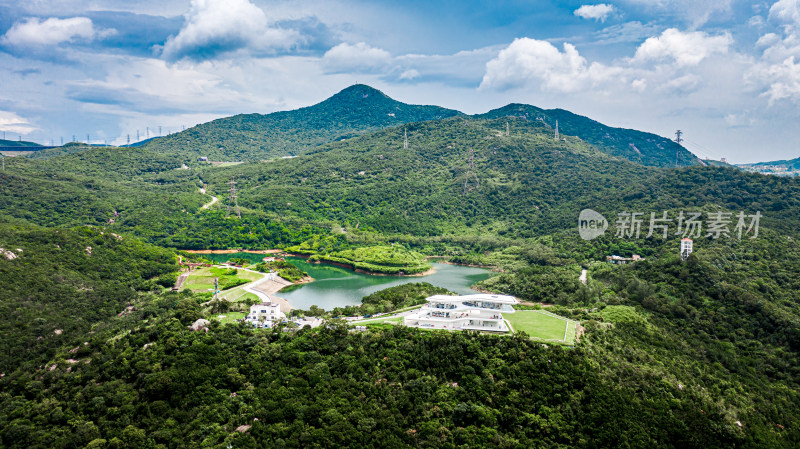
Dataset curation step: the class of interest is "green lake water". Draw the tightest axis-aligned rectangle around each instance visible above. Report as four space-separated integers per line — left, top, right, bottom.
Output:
203 253 491 310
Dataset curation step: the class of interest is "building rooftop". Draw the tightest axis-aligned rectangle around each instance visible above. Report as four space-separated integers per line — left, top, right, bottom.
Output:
425 294 518 305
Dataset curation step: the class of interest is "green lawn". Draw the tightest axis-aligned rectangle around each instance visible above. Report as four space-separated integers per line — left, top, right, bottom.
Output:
353 316 404 325
184 266 262 293
214 312 246 324
506 310 576 344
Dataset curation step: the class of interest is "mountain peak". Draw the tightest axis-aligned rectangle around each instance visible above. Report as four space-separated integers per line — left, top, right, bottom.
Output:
317 84 396 108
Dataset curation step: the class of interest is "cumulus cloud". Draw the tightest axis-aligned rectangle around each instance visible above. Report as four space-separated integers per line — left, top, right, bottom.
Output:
633 28 732 67
0 111 37 135
161 0 301 61
574 4 615 22
748 56 800 104
399 69 420 80
769 0 800 27
0 17 115 47
322 42 392 73
480 38 623 92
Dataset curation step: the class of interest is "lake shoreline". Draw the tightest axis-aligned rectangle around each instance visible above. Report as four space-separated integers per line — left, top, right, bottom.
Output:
286 253 436 277
181 249 283 255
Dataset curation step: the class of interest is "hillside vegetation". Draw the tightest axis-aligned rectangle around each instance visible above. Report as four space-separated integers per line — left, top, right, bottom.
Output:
140 84 460 161
1 86 800 448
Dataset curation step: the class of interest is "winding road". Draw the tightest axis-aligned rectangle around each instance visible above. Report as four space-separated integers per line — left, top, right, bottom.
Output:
199 183 218 209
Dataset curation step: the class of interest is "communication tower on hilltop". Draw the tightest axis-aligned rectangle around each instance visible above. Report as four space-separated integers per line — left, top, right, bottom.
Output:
680 238 693 261
403 129 408 149
463 148 480 195
554 120 559 141
506 121 510 137
226 178 241 218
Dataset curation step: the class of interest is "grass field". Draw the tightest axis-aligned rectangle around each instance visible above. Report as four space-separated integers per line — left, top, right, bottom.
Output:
506 310 577 345
353 316 404 325
215 312 246 324
184 266 261 293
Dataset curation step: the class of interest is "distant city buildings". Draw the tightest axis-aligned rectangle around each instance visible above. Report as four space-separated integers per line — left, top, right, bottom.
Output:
738 164 800 177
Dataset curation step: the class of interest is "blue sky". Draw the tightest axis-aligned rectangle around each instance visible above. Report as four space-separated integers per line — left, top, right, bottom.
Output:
1 0 799 163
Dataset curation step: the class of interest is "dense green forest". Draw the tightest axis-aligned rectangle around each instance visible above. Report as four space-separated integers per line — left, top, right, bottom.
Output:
0 225 178 373
1 85 800 447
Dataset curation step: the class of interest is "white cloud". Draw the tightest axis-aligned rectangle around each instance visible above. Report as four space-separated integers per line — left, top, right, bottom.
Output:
748 56 800 103
161 0 301 61
769 0 800 27
633 28 732 67
574 4 615 22
399 69 420 80
0 111 37 135
480 38 623 92
322 42 392 73
756 32 780 47
0 17 115 47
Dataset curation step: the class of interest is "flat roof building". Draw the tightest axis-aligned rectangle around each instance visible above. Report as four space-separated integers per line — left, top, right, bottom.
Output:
244 301 286 328
403 294 518 333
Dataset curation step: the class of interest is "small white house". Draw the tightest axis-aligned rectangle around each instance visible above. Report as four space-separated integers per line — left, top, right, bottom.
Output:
245 301 286 328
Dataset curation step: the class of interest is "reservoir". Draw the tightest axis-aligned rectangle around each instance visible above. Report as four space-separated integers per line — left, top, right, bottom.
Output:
204 253 491 310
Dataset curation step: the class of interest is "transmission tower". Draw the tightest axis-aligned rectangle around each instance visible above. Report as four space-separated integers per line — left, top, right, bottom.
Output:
506 121 510 137
403 129 408 149
554 120 559 140
463 148 480 195
226 178 241 218
674 130 683 167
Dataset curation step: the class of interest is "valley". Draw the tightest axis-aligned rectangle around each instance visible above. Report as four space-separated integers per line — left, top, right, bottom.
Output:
1 85 799 448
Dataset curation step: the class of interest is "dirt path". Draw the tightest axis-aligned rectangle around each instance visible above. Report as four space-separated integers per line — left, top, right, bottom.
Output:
173 273 188 290
201 195 218 210
579 269 587 285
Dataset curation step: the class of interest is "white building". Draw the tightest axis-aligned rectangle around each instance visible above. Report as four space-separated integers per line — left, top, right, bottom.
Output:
245 301 286 328
681 238 693 261
403 294 518 332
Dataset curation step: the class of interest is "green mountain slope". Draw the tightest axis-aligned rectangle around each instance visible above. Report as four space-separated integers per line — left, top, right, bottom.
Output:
0 224 178 373
477 103 700 167
141 84 461 161
0 139 42 148
193 115 799 241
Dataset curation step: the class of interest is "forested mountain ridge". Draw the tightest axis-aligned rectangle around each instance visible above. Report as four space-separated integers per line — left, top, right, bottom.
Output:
137 84 698 167
194 115 800 241
477 103 700 167
140 84 461 161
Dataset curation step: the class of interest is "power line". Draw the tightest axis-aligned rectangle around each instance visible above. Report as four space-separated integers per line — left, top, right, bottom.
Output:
463 148 480 195
226 178 241 218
